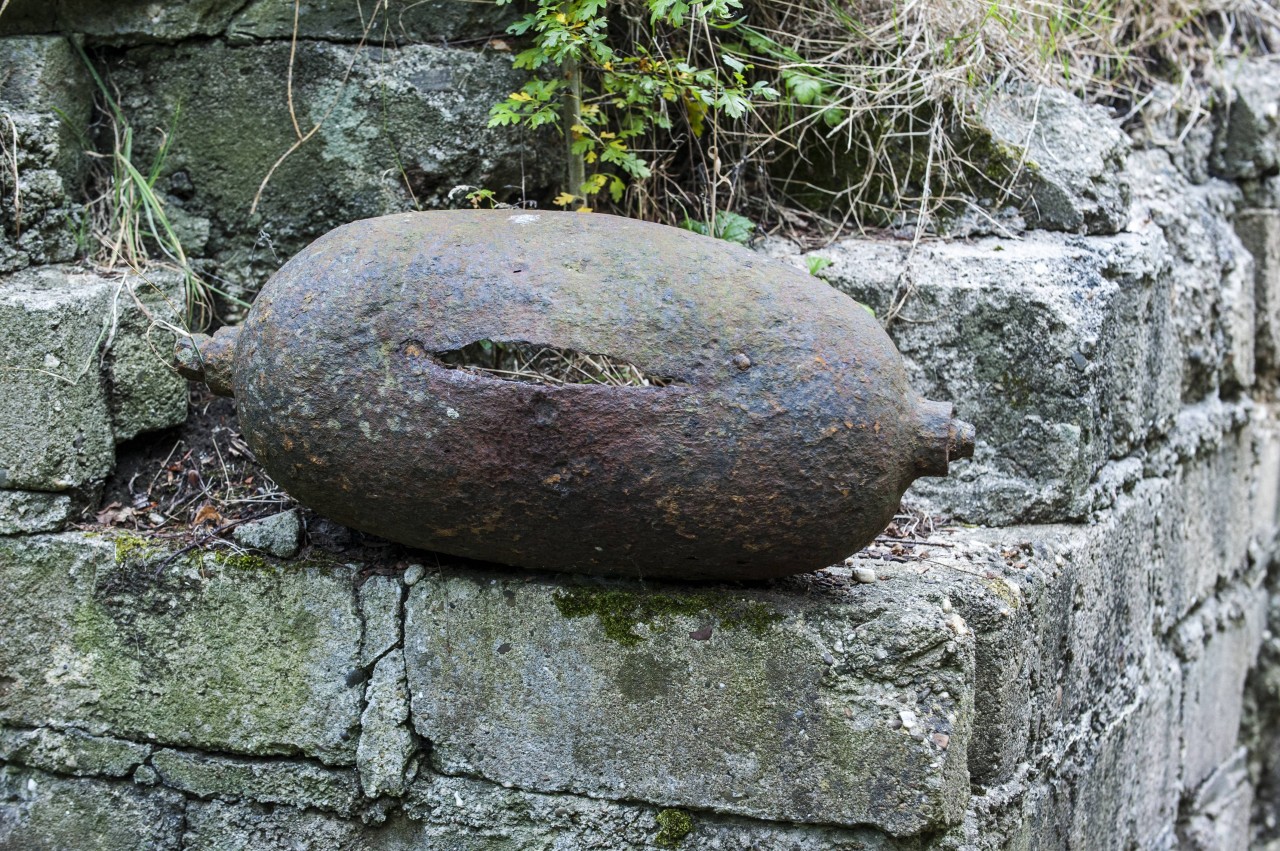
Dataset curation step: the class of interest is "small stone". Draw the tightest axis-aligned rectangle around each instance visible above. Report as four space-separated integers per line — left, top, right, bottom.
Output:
945 613 968 636
932 733 950 750
821 652 835 665
133 765 158 785
853 566 877 584
899 709 917 729
232 509 302 558
843 556 856 567
403 563 425 586
732 352 752 370
941 596 952 613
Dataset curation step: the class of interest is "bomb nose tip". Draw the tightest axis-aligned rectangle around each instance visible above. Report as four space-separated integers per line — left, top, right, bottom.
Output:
951 418 975 460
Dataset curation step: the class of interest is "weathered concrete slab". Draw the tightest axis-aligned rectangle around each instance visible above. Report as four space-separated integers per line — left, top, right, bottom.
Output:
807 229 1176 524
100 40 555 303
0 0 242 43
979 86 1132 235
103 269 188 442
0 532 365 764
151 748 361 815
1178 750 1254 851
0 766 185 850
0 725 150 778
0 266 117 491
227 0 515 45
357 649 417 799
0 36 93 273
1237 208 1280 381
1178 584 1269 792
404 570 973 837
183 774 918 851
863 401 1280 795
0 489 72 534
1211 57 1280 181
1129 149 1256 397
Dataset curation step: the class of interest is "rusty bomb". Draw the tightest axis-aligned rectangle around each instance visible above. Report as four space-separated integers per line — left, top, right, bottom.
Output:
177 210 974 581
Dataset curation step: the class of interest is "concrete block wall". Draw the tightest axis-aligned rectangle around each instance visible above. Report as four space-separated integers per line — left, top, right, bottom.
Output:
2 8 1280 851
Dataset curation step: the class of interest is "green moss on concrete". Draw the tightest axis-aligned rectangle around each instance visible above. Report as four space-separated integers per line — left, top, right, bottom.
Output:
212 550 272 571
552 587 781 646
112 531 156 564
71 598 114 655
654 808 694 847
1 532 364 764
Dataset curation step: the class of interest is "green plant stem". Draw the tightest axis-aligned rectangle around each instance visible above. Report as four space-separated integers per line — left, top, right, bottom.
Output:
562 56 585 199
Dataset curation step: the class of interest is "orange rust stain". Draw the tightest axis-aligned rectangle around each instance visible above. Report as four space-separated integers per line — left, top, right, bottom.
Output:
543 473 563 486
814 354 829 368
404 342 426 358
844 420 854 429
873 421 881 434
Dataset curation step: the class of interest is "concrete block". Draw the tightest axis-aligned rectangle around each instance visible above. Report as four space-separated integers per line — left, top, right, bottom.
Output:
0 725 150 778
1252 404 1280 558
0 0 242 43
0 766 184 851
1211 57 1280 181
182 776 910 851
1179 583 1268 791
103 269 188 442
357 574 403 668
810 228 1177 524
0 532 365 764
404 570 973 837
0 36 93 274
101 40 555 303
979 86 1132 235
227 0 515 45
1129 149 1255 398
0 266 116 491
356 650 417 799
0 489 72 534
1178 749 1254 851
1067 650 1183 850
150 749 361 815
1236 208 1280 379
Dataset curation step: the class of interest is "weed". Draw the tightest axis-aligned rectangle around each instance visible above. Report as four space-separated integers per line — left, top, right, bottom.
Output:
75 45 248 331
492 0 1280 237
805 255 832 276
681 210 756 244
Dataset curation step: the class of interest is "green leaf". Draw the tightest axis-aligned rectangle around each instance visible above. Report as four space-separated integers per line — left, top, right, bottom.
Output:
805 256 833 277
785 73 824 105
715 211 755 244
682 211 755 244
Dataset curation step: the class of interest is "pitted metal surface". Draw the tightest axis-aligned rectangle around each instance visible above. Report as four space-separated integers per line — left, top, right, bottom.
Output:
180 210 974 580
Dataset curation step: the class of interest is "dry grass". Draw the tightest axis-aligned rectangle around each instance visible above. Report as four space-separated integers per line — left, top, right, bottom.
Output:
603 0 1280 238
75 48 250 331
436 339 673 387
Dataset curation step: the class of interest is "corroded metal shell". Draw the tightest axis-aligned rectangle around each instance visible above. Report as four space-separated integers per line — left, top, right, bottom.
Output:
178 211 973 580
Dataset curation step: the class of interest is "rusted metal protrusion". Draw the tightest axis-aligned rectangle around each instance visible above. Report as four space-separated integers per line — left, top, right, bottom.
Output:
174 326 239 398
177 210 976 581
